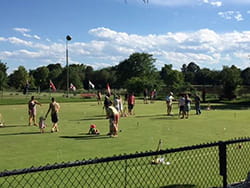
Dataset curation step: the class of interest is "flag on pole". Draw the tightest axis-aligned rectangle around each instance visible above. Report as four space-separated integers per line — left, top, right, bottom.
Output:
70 83 76 91
107 83 111 95
49 80 56 92
89 80 95 89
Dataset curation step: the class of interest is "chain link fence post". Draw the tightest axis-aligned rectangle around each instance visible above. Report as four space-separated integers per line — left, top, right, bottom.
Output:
219 141 227 188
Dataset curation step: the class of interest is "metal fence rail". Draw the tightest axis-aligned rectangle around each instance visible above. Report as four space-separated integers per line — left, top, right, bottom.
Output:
1 138 250 188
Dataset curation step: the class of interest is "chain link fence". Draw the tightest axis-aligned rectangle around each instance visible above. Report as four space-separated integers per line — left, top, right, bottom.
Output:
0 138 250 187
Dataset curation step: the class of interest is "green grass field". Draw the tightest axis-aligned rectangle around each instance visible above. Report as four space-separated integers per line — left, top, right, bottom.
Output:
0 97 249 172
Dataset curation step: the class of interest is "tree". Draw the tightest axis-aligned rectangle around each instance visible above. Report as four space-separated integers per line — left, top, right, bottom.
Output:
220 65 242 99
8 66 28 90
47 63 63 82
0 61 8 90
31 66 49 90
195 68 220 85
241 67 250 85
126 76 161 95
90 67 117 90
160 64 184 91
181 62 200 84
116 52 157 88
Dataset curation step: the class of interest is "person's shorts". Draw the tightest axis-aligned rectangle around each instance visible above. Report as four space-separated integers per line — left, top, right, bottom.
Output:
128 104 134 110
179 106 184 111
51 113 59 123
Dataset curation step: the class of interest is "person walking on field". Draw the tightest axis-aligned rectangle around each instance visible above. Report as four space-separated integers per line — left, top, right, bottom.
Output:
194 93 201 115
166 92 174 116
45 97 60 133
28 96 41 126
128 92 135 115
106 102 120 137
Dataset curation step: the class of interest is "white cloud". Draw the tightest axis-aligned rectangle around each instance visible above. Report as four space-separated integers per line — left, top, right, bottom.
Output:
33 35 41 40
8 37 33 46
13 28 30 33
13 27 41 40
203 0 222 7
210 1 222 7
218 11 243 21
3 27 250 71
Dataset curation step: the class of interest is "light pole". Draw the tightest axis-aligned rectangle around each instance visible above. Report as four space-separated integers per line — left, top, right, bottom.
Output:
66 35 72 97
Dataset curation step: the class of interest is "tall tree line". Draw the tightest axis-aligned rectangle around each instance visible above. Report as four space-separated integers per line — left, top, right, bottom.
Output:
0 52 249 99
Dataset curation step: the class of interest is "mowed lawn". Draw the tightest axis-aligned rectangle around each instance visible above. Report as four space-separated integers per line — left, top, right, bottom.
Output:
0 99 249 171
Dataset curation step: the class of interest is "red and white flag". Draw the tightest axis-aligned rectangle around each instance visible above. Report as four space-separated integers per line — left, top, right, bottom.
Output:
70 83 76 91
49 80 56 92
107 83 111 95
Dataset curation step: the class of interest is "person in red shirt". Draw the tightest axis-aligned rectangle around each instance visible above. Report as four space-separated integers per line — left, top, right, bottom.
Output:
128 92 135 115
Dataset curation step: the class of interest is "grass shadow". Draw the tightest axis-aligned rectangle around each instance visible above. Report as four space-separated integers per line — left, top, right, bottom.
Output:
0 124 28 128
135 114 168 118
80 117 106 121
70 115 106 121
0 132 44 136
60 134 111 140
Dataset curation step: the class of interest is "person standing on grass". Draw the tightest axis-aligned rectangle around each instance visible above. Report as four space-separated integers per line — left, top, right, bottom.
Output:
45 97 60 132
106 102 120 137
28 96 41 126
184 94 192 119
97 90 102 105
178 94 186 119
194 93 201 115
104 94 111 115
128 92 135 115
166 92 174 116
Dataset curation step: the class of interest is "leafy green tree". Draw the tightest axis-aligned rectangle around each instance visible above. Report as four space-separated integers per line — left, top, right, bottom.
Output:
181 62 200 84
8 66 28 89
90 67 117 90
160 64 184 91
241 67 250 85
47 63 63 82
220 65 242 99
31 66 49 90
0 61 8 90
195 68 221 85
116 52 157 88
126 76 161 95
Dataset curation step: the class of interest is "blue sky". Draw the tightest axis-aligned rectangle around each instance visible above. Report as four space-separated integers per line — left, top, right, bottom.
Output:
1 0 250 74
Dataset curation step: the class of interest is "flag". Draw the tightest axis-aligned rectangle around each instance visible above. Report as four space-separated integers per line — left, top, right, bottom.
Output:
70 83 76 91
107 83 111 95
49 80 56 92
89 80 95 89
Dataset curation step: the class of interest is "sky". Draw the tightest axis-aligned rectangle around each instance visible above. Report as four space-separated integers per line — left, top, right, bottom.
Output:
1 0 250 74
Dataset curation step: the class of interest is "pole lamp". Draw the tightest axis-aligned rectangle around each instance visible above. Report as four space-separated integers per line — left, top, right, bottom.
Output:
66 35 72 97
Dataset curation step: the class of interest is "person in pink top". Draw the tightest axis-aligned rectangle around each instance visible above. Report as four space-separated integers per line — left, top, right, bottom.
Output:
128 92 135 115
